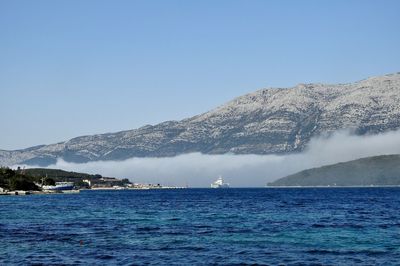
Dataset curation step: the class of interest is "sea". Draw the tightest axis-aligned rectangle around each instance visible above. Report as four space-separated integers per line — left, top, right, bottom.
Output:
1 188 400 265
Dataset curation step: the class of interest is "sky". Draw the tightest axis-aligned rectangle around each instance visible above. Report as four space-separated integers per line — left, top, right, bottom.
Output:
1 0 400 150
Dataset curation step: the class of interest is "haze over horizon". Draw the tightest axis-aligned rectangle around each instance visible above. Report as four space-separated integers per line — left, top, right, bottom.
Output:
17 129 400 187
1 0 400 150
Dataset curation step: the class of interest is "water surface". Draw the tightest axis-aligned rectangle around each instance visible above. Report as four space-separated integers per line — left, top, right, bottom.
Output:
1 188 400 265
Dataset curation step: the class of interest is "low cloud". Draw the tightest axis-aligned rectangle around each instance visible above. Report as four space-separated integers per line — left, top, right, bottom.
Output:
27 129 400 187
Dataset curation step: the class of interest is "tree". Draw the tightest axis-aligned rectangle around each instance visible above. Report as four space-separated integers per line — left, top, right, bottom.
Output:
43 177 55 186
9 176 40 191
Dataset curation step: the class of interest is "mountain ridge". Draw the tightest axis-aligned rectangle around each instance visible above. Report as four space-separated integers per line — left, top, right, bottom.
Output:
1 72 400 166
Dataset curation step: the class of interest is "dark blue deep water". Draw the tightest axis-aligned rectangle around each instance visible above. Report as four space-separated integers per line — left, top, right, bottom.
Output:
1 188 400 265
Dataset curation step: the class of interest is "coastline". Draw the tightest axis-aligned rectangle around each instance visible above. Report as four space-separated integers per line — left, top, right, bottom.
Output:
0 190 81 196
3 186 400 196
0 186 188 196
265 185 400 188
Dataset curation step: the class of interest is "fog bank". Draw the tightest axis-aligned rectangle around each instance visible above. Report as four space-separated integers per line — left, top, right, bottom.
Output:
34 129 400 187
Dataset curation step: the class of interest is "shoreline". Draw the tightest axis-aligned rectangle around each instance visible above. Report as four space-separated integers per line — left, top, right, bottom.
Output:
0 190 81 196
2 186 400 196
265 185 400 188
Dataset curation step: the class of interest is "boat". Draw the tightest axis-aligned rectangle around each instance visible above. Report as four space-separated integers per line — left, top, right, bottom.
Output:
42 182 75 191
211 176 230 188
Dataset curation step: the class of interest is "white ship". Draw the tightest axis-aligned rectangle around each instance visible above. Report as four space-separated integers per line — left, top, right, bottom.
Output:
211 176 230 188
42 182 75 191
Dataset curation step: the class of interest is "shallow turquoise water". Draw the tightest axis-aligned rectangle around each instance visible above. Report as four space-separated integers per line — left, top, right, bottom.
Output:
1 188 400 265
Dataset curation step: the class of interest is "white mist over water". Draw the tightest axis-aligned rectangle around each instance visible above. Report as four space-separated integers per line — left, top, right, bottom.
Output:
30 129 400 187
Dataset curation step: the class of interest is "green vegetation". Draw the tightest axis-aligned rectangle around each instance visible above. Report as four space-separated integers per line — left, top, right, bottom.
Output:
24 168 102 181
24 168 130 187
0 167 130 191
0 167 51 191
21 168 101 189
268 154 400 187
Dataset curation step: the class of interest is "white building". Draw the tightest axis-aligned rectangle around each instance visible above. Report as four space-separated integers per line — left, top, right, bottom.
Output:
83 179 91 186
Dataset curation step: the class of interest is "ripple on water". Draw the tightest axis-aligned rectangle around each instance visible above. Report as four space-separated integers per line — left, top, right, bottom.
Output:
1 188 400 265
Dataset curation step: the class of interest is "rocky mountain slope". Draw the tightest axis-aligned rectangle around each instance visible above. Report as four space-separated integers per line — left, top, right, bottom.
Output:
267 154 400 187
1 72 400 166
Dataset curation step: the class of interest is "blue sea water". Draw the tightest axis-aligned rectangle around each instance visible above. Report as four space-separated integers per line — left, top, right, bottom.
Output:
1 188 400 265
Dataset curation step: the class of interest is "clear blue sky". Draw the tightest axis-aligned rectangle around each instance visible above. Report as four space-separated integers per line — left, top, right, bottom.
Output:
1 0 399 150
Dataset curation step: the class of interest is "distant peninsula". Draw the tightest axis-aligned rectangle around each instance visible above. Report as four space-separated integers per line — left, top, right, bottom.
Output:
1 168 182 195
0 167 129 192
268 154 400 187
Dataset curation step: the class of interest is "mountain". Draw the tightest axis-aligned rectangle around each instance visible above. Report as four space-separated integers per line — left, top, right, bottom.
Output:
1 72 400 167
267 154 400 187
